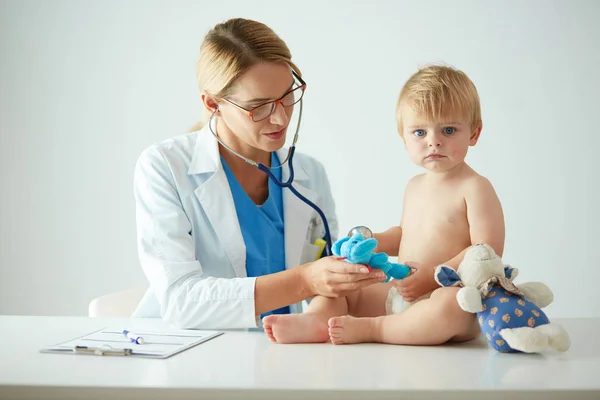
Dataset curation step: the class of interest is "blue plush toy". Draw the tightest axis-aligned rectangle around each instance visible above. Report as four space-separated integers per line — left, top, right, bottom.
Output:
332 233 412 282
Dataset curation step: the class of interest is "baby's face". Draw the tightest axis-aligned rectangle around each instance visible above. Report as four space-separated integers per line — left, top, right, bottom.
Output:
400 107 481 173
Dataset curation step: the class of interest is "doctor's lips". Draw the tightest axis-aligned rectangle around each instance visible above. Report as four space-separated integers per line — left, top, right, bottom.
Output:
264 128 286 140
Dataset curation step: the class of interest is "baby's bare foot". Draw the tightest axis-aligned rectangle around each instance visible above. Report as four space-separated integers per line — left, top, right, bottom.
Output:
328 316 378 344
262 313 329 344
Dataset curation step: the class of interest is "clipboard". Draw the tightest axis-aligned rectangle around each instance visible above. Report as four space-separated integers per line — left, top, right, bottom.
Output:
40 326 223 358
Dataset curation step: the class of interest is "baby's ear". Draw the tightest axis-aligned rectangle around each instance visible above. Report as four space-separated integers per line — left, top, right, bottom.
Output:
332 236 350 257
434 265 462 287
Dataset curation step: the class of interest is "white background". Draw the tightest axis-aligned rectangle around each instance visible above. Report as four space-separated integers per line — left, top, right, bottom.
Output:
1 0 598 317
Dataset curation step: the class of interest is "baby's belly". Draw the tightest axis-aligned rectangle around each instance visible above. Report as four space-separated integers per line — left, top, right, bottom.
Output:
397 225 471 265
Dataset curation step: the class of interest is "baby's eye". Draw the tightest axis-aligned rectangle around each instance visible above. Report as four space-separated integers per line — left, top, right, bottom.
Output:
443 127 456 135
413 129 426 137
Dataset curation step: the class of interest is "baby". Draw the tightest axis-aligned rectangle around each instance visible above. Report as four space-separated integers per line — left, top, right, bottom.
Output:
263 64 505 345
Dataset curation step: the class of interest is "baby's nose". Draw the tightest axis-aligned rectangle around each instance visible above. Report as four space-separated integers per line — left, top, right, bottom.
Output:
427 132 442 146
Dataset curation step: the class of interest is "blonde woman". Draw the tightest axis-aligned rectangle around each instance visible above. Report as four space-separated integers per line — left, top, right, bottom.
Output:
132 18 386 329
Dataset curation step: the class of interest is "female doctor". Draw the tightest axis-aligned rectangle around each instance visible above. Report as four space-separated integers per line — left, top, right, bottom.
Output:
132 18 386 329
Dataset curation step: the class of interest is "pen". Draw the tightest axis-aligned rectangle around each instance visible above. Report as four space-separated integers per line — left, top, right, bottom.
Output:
313 238 326 260
122 329 144 344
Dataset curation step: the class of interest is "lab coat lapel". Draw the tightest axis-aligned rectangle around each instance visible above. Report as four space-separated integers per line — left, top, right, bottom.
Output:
191 127 246 278
278 148 317 270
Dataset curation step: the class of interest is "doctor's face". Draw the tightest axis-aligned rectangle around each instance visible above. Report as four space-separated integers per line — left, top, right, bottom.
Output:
215 62 302 157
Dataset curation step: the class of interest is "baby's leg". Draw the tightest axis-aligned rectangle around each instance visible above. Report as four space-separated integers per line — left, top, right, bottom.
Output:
263 294 354 344
329 287 480 345
263 282 391 343
346 281 393 317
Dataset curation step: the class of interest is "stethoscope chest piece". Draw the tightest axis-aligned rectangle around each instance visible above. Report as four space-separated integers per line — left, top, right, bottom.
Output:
347 225 373 239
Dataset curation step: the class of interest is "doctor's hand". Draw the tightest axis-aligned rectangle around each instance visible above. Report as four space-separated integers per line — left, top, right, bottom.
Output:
302 257 387 298
391 262 438 302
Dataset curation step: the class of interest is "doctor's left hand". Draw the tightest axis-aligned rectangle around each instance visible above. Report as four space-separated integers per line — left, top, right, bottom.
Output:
302 256 387 298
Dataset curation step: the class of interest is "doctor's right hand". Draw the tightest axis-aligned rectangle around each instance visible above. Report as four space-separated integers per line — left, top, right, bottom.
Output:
301 256 387 298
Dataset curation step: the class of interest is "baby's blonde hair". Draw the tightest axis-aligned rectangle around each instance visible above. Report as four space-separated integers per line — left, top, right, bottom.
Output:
189 18 300 131
396 64 481 135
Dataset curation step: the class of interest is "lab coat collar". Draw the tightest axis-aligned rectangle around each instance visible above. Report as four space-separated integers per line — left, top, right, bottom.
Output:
188 124 309 181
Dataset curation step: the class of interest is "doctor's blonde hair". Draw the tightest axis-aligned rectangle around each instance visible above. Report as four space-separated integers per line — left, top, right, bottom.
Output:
396 64 481 135
188 18 300 132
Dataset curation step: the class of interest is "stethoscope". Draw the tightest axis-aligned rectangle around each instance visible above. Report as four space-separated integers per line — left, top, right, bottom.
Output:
208 100 336 256
208 101 375 257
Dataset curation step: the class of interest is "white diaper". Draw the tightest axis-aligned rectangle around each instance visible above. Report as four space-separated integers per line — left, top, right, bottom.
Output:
385 286 431 315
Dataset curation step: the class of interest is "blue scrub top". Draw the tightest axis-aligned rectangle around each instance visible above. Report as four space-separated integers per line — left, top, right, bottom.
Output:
221 152 290 319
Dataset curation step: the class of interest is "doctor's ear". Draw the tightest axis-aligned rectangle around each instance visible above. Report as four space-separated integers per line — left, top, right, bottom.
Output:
201 93 219 114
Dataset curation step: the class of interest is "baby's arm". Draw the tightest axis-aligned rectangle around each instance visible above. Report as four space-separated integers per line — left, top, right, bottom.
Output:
465 176 505 257
444 176 505 269
373 226 402 255
373 176 418 255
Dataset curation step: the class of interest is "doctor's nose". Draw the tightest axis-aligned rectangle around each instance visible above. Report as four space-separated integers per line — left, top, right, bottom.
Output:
268 102 289 126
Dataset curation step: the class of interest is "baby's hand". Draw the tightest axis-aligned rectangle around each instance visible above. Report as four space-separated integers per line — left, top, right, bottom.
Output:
392 262 438 302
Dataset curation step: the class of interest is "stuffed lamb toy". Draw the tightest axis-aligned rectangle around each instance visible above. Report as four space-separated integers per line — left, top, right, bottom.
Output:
434 244 570 353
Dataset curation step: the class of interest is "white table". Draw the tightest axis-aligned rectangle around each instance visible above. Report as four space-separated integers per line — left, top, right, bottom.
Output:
0 316 598 399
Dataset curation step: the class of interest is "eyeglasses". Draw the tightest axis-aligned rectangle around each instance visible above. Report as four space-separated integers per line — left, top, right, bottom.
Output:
222 71 306 122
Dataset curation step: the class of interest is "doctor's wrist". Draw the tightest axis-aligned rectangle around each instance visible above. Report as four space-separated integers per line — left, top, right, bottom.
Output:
297 262 317 298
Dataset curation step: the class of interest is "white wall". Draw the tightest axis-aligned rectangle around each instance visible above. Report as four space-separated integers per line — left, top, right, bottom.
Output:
1 0 598 317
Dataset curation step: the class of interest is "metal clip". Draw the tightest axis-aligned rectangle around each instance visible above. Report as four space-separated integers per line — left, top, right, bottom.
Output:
74 345 133 356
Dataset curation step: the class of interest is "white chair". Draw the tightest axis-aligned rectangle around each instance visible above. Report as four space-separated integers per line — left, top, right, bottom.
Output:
88 287 148 318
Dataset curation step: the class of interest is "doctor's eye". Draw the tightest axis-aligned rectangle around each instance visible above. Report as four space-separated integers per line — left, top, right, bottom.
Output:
413 129 426 137
443 127 456 135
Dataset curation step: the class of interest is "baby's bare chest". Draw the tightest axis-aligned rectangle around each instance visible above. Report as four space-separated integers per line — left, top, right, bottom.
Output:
402 189 468 233
397 183 472 262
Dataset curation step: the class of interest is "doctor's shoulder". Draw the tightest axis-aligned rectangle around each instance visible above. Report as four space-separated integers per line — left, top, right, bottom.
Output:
135 132 200 173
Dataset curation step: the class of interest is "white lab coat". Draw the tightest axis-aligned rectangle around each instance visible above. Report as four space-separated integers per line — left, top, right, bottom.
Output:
131 125 339 329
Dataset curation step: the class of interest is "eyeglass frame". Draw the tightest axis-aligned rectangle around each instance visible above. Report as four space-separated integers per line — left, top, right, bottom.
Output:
220 70 306 122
